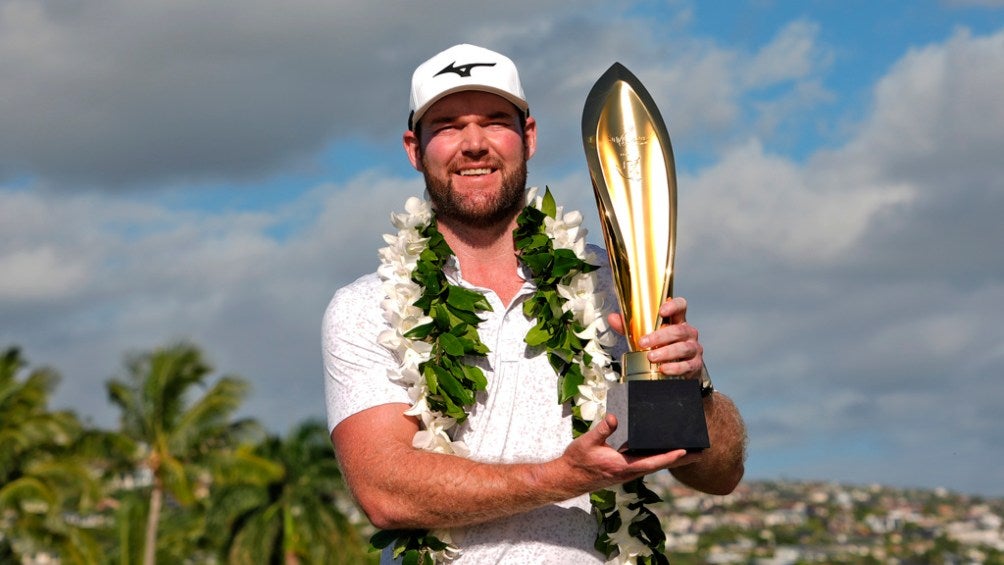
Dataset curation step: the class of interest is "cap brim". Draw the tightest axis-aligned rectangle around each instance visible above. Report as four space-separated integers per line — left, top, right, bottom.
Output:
410 85 529 130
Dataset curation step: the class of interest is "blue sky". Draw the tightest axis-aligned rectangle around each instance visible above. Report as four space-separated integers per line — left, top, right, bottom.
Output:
2 0 1003 497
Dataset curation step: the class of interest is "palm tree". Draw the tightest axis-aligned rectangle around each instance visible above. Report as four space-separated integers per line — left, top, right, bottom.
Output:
206 420 374 564
106 342 258 565
0 347 103 564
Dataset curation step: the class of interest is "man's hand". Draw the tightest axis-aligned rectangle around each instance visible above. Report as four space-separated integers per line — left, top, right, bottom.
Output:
607 296 703 379
554 413 698 493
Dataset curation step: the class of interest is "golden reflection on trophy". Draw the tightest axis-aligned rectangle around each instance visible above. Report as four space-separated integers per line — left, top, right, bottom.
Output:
583 64 677 381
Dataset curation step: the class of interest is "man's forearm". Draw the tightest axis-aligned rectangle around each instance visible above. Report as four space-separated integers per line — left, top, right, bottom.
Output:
333 404 696 531
670 392 746 495
332 406 587 531
365 449 581 530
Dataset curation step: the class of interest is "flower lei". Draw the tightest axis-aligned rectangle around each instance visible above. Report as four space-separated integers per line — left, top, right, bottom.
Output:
373 187 671 564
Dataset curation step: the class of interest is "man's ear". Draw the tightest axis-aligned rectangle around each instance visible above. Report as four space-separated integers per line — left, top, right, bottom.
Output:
523 116 538 161
403 130 424 172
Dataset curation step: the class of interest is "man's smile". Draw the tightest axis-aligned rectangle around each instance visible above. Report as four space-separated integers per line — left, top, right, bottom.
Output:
458 167 493 176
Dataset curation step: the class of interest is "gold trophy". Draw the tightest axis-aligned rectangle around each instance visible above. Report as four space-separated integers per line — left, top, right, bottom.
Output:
582 63 710 453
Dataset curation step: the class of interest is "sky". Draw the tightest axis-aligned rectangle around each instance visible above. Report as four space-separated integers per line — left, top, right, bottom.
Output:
2 0 1003 497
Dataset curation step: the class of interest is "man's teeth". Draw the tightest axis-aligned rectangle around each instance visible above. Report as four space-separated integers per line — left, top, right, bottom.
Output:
459 168 492 176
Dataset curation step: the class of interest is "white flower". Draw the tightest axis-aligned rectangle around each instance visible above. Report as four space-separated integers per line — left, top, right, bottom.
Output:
376 324 432 365
401 339 432 375
543 209 586 253
411 420 470 458
557 273 594 309
576 383 607 423
584 338 613 368
573 317 604 343
376 328 403 354
613 487 642 510
429 530 461 563
411 412 456 452
404 393 429 416
605 505 653 563
391 196 432 229
588 364 618 386
525 186 540 205
602 486 657 562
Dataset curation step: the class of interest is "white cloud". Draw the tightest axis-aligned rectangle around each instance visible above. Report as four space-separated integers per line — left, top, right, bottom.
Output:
0 247 88 300
0 0 835 187
743 20 829 89
845 28 1004 184
684 139 913 263
0 0 605 186
0 170 424 431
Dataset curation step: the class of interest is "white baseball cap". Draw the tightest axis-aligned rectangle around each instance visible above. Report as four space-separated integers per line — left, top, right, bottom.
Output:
408 44 529 131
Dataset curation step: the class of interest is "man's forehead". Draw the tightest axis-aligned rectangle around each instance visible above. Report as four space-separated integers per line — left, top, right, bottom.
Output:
421 91 522 122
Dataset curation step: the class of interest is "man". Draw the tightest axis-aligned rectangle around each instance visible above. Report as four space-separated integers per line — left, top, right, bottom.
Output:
324 44 746 563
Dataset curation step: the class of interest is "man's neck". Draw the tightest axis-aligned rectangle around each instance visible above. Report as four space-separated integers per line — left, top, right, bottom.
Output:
437 212 525 305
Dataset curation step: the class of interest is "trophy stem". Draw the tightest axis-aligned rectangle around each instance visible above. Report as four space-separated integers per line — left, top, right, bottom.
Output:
622 351 661 381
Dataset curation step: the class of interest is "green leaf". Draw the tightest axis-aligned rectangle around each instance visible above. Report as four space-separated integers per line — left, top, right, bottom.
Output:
419 534 450 551
433 303 452 330
404 322 435 340
515 205 547 234
542 186 557 218
438 332 465 357
462 364 488 391
571 407 590 438
624 477 663 505
423 364 439 395
451 308 484 326
590 489 616 511
469 339 489 355
447 285 492 313
524 323 551 347
520 252 551 275
544 288 564 318
369 529 402 550
559 365 584 404
551 248 583 279
522 294 544 319
441 393 467 421
547 349 572 374
432 364 473 406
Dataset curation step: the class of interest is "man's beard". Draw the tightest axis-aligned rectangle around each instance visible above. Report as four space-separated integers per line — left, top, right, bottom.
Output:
421 156 528 227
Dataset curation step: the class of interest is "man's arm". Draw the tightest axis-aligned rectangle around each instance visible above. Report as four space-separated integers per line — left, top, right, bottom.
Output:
669 391 746 494
331 403 694 531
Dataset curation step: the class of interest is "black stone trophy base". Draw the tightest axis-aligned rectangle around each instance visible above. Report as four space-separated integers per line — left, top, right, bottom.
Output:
605 378 710 454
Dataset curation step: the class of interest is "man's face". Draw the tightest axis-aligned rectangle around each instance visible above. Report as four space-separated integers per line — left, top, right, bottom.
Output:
405 91 537 227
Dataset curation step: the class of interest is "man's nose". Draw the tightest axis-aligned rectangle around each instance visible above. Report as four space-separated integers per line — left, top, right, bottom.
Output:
460 123 488 155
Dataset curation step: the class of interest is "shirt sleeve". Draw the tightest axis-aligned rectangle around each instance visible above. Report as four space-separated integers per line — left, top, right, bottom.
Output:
322 273 410 433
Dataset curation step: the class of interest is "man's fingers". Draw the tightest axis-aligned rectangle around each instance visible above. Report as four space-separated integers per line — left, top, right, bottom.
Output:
591 413 617 441
607 313 625 335
660 296 688 324
625 449 693 471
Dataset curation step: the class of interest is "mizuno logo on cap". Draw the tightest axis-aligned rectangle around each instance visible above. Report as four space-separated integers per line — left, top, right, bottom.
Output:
435 61 496 78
